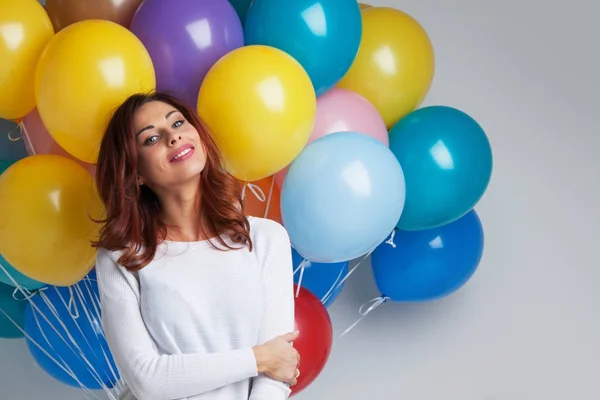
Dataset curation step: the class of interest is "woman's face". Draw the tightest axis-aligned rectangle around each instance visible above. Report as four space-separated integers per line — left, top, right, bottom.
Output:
133 100 207 190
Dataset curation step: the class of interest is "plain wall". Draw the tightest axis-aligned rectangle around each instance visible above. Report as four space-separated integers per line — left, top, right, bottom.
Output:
1 0 599 399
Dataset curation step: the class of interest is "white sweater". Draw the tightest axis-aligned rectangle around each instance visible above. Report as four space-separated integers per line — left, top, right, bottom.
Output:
95 217 295 400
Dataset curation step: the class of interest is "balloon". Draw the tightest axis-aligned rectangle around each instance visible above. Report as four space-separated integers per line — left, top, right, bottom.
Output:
291 285 333 396
0 118 28 161
22 109 96 176
130 0 244 109
242 176 282 224
245 0 362 96
24 274 120 388
35 19 156 164
0 158 46 291
359 2 372 9
389 105 492 231
0 0 54 120
337 7 435 128
281 131 405 263
0 282 26 338
45 0 143 31
291 248 348 307
371 210 484 301
274 87 388 188
0 155 104 286
197 45 316 181
228 0 252 23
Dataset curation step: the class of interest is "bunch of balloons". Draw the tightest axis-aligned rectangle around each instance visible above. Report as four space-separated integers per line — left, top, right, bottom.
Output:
0 0 493 396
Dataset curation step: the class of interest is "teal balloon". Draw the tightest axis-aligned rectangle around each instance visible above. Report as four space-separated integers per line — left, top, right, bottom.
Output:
0 282 25 338
0 118 27 161
0 160 45 291
228 0 252 23
244 0 362 96
389 106 492 231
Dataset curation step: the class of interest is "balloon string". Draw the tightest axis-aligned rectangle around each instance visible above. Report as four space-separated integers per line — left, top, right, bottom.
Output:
318 265 345 306
6 124 22 141
78 274 125 394
337 295 389 339
0 262 116 397
73 284 124 394
19 120 36 155
321 249 373 305
0 306 103 400
67 286 80 319
293 259 310 298
385 229 397 248
31 298 107 400
247 182 266 202
262 176 276 218
12 286 40 301
42 286 119 397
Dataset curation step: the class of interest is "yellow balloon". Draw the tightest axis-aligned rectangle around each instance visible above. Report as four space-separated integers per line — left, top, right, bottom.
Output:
197 45 317 182
0 155 104 286
359 2 372 9
337 7 435 128
0 0 54 120
35 20 156 164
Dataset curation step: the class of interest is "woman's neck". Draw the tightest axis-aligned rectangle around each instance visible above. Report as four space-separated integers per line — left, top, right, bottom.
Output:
157 184 207 242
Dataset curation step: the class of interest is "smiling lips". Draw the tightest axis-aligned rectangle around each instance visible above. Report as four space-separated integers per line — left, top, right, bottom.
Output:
169 144 195 163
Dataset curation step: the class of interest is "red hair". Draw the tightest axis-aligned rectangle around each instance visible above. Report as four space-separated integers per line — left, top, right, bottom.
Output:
92 92 252 271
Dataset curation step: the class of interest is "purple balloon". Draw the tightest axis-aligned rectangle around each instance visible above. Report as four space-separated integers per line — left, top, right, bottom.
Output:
130 0 244 108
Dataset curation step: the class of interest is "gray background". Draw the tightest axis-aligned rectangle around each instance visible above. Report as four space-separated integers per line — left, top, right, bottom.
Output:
1 0 598 399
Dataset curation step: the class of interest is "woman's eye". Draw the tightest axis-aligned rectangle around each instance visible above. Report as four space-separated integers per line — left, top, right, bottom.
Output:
173 120 184 128
144 135 159 145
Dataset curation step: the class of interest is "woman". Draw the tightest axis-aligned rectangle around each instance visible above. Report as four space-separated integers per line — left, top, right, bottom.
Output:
93 92 300 400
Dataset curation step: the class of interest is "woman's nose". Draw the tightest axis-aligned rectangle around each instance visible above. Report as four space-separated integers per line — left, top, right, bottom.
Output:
168 132 182 145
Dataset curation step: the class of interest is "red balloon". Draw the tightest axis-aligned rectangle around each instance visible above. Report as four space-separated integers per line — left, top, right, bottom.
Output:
291 285 333 396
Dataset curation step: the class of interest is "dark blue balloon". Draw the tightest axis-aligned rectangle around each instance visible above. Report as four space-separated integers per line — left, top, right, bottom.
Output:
291 247 348 307
244 0 362 95
371 210 484 302
24 273 119 389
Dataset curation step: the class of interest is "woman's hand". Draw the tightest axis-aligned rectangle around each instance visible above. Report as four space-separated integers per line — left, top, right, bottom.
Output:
253 331 301 386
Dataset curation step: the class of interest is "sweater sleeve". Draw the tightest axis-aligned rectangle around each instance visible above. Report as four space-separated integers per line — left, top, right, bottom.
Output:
249 220 296 400
95 248 259 400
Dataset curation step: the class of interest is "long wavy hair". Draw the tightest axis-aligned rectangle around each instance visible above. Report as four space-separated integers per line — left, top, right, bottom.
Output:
92 92 252 271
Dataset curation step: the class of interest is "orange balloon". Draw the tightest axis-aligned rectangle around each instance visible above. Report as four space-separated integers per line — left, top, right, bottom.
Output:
242 176 282 224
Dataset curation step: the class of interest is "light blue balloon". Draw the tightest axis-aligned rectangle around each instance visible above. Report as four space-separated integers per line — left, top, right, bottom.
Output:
0 281 26 338
0 160 45 291
291 247 348 307
389 106 493 231
244 0 362 96
281 131 406 263
371 210 484 302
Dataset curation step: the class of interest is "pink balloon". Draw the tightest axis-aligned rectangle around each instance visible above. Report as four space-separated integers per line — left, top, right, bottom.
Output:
274 88 388 187
22 109 96 176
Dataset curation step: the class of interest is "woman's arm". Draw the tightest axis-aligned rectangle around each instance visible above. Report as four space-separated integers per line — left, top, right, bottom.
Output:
249 221 296 400
95 248 259 400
